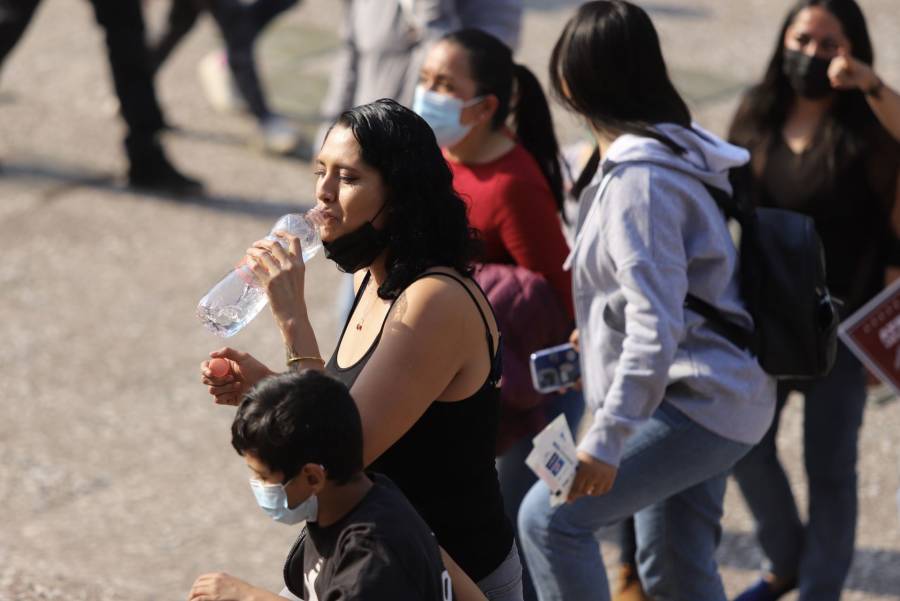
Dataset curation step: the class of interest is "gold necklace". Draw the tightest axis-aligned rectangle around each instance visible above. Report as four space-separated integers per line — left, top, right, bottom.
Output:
354 285 380 331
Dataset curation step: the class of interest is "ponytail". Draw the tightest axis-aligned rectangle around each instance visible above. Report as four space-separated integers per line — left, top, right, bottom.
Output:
512 64 565 220
441 29 566 220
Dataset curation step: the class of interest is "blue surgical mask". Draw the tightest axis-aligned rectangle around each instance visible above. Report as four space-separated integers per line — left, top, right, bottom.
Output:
250 478 318 525
412 85 484 147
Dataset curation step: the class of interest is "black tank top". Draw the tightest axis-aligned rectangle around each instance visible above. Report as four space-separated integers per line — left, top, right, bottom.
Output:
326 271 514 582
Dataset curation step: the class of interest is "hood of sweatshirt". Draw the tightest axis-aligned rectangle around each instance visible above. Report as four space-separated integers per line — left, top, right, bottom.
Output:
602 123 750 194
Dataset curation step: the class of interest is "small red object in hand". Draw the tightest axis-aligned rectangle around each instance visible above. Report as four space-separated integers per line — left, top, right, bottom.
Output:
208 357 231 378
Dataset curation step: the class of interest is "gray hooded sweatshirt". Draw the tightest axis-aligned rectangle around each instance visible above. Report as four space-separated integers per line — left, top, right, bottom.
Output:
567 123 776 467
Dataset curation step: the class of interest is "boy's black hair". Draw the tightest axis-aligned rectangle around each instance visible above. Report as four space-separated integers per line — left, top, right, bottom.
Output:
231 370 363 485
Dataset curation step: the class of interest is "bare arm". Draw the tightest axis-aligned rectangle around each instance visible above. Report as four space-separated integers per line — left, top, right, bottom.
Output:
250 233 486 466
865 82 900 142
888 171 900 286
830 48 900 142
188 572 290 601
247 235 326 373
440 547 488 601
350 277 477 466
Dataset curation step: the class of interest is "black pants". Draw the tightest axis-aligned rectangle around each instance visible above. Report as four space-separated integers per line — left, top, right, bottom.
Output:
0 0 166 165
149 0 298 120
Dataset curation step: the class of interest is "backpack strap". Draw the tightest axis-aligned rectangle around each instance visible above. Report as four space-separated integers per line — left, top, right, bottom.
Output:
684 293 753 351
282 527 308 598
702 183 740 219
683 178 755 353
581 157 757 354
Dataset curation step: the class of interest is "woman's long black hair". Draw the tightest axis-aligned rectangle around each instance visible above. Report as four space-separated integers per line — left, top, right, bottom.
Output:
333 99 480 299
728 0 875 172
550 0 692 161
442 28 565 218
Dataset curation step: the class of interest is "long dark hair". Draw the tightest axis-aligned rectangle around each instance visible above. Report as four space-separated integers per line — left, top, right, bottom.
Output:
333 99 479 299
442 28 565 217
550 1 692 157
728 0 876 172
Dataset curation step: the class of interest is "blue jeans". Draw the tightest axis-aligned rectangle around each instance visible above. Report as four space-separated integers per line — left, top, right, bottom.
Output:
731 343 866 601
477 542 525 601
517 402 751 601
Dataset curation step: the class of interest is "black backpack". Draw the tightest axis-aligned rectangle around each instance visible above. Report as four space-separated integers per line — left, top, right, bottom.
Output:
685 167 840 379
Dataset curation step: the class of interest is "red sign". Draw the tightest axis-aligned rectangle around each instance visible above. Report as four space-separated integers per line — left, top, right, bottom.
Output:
840 278 900 394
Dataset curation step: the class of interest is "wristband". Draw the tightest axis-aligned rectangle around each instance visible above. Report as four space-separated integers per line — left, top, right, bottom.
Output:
865 76 884 99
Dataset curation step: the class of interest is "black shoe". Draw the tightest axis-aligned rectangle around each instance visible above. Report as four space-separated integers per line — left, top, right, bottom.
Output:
733 578 795 601
128 157 203 196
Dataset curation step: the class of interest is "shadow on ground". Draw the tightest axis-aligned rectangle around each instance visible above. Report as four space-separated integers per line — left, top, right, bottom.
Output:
718 530 900 597
0 159 312 218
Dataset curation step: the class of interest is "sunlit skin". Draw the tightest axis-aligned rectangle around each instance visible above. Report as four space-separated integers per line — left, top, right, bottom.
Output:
418 39 514 164
312 125 388 244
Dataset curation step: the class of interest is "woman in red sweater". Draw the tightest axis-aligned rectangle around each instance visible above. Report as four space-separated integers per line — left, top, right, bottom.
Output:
413 28 581 601
415 28 573 318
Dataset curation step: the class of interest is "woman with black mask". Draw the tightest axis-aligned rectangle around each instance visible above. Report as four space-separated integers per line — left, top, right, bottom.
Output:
727 2 900 600
199 99 523 601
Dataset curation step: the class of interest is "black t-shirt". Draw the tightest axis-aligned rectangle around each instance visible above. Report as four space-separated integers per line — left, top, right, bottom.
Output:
283 474 452 601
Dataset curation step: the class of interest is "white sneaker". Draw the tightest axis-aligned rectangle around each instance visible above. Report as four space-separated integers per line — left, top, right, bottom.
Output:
197 50 245 114
259 115 301 155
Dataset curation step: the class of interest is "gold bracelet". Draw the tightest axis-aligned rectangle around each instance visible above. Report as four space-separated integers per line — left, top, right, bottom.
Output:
286 355 325 367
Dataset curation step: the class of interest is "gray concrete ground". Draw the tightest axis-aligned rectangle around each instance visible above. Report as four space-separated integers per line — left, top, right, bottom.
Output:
1 0 898 599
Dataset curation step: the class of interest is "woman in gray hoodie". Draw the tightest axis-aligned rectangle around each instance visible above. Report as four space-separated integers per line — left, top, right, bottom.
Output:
517 3 776 600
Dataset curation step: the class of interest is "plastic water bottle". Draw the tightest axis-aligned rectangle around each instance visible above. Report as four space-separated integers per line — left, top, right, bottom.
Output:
197 210 324 337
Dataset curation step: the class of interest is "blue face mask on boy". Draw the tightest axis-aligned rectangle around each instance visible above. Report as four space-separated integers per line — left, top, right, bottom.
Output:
412 85 484 148
249 478 318 525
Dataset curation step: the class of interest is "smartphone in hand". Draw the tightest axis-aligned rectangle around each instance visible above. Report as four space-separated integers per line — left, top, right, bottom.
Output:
529 343 581 393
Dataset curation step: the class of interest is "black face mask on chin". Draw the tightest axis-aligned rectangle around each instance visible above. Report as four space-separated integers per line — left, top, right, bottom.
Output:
322 206 388 273
782 48 833 99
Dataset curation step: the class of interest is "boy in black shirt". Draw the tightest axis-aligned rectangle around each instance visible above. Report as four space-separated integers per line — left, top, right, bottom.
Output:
188 370 452 601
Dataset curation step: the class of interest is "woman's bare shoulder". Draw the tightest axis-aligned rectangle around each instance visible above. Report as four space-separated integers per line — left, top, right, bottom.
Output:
396 268 476 311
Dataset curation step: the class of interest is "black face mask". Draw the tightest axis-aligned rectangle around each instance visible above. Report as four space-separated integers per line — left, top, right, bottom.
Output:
782 49 833 99
323 212 388 273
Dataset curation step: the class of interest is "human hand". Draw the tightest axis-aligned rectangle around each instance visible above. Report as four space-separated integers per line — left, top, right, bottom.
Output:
188 572 254 601
567 450 617 503
829 47 880 92
201 347 274 406
245 232 308 330
558 329 582 393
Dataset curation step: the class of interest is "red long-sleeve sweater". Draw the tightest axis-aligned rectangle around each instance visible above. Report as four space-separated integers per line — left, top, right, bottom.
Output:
447 144 574 320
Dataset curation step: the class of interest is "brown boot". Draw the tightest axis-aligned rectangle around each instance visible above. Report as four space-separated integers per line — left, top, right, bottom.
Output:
612 563 651 601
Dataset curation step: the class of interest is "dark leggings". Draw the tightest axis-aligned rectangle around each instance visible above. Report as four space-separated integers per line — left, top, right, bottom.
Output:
1 0 166 163
619 516 638 565
148 0 298 120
